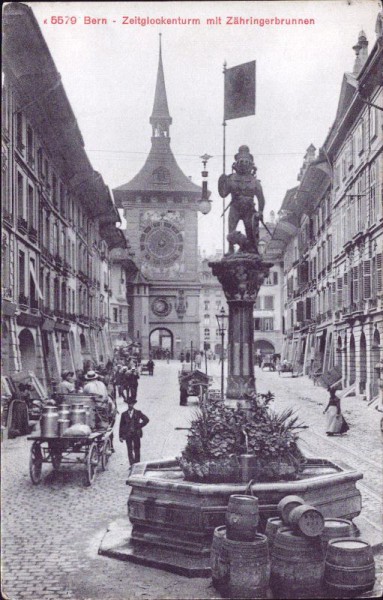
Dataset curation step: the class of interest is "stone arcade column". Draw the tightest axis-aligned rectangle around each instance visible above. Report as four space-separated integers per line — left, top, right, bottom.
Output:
209 252 272 405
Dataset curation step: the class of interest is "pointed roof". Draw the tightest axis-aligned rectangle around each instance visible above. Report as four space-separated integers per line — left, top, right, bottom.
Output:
150 35 172 125
114 38 202 201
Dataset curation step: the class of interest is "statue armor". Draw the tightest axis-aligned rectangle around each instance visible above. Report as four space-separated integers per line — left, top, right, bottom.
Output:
218 145 265 254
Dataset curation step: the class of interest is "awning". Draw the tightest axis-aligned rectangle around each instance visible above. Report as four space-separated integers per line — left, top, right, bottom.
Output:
30 259 43 299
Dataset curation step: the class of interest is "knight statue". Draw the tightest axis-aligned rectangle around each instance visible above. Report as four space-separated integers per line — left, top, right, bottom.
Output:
218 145 265 254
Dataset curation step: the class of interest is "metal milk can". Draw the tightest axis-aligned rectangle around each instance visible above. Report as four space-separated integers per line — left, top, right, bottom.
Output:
70 404 86 425
58 418 70 436
40 406 59 437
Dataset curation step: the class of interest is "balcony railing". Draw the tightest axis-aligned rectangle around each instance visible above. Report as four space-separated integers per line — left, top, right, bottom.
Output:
28 226 38 243
3 210 13 226
18 293 29 307
17 216 28 233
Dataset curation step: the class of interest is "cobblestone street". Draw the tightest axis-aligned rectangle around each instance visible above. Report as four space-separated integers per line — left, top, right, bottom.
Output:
2 360 382 600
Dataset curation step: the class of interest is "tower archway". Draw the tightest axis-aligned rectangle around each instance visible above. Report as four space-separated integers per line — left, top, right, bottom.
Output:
149 328 173 359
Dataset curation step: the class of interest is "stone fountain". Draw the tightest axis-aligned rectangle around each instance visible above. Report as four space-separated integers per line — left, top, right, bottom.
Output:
99 146 363 576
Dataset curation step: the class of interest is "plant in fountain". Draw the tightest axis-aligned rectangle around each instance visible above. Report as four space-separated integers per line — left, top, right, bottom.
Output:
177 392 306 483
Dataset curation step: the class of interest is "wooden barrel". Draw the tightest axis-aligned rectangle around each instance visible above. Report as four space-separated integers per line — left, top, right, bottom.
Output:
324 538 375 595
226 494 259 541
321 518 354 552
271 527 325 599
265 517 284 552
289 505 324 537
277 495 305 524
211 526 229 591
223 533 270 599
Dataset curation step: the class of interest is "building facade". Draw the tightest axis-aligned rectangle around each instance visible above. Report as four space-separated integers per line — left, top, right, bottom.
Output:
198 250 228 356
269 27 382 401
327 30 383 399
254 219 284 357
2 3 125 390
114 41 205 359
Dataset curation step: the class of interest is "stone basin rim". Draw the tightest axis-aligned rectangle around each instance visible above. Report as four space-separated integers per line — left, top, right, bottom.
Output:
126 457 363 494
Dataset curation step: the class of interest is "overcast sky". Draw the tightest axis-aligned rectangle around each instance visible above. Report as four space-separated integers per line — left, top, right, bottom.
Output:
27 0 379 255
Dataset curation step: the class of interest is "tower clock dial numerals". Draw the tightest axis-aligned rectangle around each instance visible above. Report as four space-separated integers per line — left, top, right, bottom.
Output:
140 220 183 265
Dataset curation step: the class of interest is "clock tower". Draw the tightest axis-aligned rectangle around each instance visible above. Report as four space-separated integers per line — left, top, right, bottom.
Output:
114 38 203 359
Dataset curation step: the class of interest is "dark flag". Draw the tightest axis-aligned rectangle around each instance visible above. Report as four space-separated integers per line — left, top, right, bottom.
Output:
224 60 256 121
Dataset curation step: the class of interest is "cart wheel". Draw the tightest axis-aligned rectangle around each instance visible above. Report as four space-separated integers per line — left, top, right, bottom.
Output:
85 442 98 486
101 438 112 471
29 442 43 484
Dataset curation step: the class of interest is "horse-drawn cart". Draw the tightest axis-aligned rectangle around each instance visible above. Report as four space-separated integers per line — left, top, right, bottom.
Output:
28 427 113 486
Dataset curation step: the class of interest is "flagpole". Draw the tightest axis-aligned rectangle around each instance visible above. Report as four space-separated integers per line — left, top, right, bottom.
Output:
222 60 227 255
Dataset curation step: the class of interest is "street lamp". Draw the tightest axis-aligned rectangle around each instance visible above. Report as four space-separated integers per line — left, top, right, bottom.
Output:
198 153 213 215
216 306 228 401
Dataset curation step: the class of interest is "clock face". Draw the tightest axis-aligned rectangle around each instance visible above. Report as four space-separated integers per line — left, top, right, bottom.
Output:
140 220 183 267
151 297 172 317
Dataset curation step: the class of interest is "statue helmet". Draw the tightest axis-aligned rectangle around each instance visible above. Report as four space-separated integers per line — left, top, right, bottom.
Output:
235 145 254 163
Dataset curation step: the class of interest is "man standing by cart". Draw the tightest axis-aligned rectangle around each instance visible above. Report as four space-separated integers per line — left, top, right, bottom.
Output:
119 399 149 466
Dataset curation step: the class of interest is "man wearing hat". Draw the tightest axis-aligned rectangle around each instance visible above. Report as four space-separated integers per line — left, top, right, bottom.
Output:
83 371 108 399
56 371 75 395
119 399 149 466
128 367 140 402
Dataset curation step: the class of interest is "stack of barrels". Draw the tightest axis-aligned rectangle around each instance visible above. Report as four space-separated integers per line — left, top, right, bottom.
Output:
265 494 375 598
211 494 270 599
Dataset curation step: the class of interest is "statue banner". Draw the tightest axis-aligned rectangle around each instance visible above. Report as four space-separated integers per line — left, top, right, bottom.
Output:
224 60 256 120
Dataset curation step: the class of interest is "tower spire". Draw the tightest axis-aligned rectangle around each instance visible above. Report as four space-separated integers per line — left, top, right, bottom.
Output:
150 34 172 138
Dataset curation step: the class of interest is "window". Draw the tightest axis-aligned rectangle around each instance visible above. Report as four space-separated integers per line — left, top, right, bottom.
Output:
17 172 24 217
356 120 364 155
18 250 25 295
38 148 43 177
204 300 210 311
204 328 210 339
215 300 221 310
52 174 57 206
264 273 273 285
255 297 261 310
264 296 274 310
263 317 274 331
254 318 261 331
113 308 118 322
369 164 376 225
204 314 210 326
16 112 23 150
370 107 377 140
273 271 278 285
27 184 34 227
27 126 34 165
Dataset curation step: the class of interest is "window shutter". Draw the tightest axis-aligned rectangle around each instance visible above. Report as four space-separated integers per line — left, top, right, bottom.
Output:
359 262 364 300
305 297 311 320
377 254 382 294
343 273 348 307
363 260 371 299
297 301 304 322
337 277 343 309
353 266 359 302
332 282 336 311
273 271 278 285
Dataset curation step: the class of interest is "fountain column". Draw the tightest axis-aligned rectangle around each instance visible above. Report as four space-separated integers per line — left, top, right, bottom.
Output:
209 253 272 405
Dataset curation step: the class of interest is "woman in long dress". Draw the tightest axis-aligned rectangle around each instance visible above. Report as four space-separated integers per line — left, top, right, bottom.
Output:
323 386 349 435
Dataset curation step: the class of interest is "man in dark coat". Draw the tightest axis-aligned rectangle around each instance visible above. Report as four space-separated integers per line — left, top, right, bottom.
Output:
119 399 149 465
128 368 140 401
147 359 155 376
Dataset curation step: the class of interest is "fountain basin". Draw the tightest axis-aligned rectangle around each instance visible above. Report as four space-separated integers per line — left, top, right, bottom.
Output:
99 456 363 577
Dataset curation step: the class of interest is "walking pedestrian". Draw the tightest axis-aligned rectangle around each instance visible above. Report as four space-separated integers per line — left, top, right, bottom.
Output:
323 386 349 435
147 359 155 376
119 399 149 466
180 352 185 363
129 367 140 402
186 351 191 363
179 378 188 406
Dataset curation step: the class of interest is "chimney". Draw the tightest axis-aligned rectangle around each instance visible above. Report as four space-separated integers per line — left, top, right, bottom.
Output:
353 30 368 75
